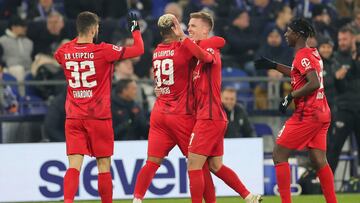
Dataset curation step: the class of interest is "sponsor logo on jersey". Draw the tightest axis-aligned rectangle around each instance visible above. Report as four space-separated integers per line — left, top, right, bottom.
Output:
301 58 311 70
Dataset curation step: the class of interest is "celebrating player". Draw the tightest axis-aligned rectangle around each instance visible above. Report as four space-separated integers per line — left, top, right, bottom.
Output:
171 12 262 203
132 14 224 203
54 11 144 203
254 18 337 203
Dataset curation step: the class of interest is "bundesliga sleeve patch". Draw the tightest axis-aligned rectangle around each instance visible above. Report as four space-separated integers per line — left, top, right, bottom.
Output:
206 48 215 54
301 58 312 70
112 45 123 52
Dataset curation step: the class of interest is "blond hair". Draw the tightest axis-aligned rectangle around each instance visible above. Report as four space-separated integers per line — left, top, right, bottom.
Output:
190 11 214 31
158 14 175 36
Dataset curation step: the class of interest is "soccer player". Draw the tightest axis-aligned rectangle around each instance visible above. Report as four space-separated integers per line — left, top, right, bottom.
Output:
171 12 262 203
132 14 224 203
54 11 144 203
255 19 337 203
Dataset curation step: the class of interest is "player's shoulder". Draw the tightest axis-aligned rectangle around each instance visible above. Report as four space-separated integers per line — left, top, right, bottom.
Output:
98 42 123 52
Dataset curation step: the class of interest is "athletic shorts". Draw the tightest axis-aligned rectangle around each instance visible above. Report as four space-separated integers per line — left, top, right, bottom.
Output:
65 119 114 157
276 117 330 151
147 111 195 158
188 120 227 156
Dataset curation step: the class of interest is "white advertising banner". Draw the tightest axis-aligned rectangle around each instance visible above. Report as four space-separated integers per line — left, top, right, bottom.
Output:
0 138 263 202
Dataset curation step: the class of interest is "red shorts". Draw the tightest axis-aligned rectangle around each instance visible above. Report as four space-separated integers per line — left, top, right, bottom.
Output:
188 120 227 156
65 119 114 157
276 117 330 151
147 111 195 158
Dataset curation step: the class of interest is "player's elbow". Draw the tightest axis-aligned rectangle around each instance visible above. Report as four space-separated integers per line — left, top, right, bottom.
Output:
311 80 320 91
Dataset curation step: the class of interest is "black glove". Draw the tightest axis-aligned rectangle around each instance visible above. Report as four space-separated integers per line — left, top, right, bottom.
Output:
128 12 140 32
254 56 277 70
279 93 293 114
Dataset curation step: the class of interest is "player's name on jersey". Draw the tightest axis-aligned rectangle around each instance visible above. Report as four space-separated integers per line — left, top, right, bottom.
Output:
153 50 174 59
73 90 93 99
158 87 170 95
64 52 95 60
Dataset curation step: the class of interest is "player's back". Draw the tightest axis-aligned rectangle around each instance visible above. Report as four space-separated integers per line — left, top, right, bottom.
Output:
152 41 196 115
55 39 121 119
291 47 331 122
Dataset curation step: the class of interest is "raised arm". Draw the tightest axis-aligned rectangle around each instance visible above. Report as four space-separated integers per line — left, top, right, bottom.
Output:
170 16 215 63
122 13 144 59
255 56 291 77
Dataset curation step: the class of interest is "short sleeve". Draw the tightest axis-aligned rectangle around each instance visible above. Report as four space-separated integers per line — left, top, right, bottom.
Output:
54 48 63 65
102 43 125 62
294 54 316 75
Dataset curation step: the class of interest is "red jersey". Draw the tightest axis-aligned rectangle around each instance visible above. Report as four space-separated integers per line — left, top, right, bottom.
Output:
54 39 125 119
291 47 331 122
192 41 227 121
152 41 196 115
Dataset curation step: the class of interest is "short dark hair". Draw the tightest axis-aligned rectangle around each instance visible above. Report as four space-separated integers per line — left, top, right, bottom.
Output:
339 26 355 35
8 16 27 28
288 18 315 39
115 79 135 94
222 86 237 94
76 11 99 35
190 11 214 31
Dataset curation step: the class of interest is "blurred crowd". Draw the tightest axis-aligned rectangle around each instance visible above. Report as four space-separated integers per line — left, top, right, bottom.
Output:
0 0 360 144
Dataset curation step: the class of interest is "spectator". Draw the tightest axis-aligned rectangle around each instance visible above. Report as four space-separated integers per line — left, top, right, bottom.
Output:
335 0 360 20
263 4 293 45
28 12 73 56
311 4 338 42
293 0 337 19
249 0 282 30
44 89 66 142
164 2 186 31
0 61 18 114
0 16 33 82
27 0 61 21
111 79 147 140
327 35 360 175
317 37 339 110
254 28 293 109
348 10 360 42
334 26 354 70
222 87 255 138
225 9 260 72
256 28 293 66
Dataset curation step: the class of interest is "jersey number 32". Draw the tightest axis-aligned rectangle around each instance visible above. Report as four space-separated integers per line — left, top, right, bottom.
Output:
65 61 97 88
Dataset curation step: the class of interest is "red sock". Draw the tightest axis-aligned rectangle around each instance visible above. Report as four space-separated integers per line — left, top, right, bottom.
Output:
98 172 113 203
133 161 160 199
317 164 337 203
202 161 216 203
188 169 204 203
63 168 80 202
275 162 291 203
214 165 249 199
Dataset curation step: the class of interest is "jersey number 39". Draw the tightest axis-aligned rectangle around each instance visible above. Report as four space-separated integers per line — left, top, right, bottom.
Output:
153 59 174 87
65 61 97 88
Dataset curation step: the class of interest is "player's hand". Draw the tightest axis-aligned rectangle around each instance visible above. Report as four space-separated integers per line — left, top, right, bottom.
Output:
254 56 277 70
279 93 293 114
171 16 187 40
128 12 140 32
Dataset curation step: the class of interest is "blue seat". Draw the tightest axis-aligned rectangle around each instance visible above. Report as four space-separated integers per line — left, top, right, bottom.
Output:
2 73 20 98
222 67 254 110
254 123 273 137
24 73 41 98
